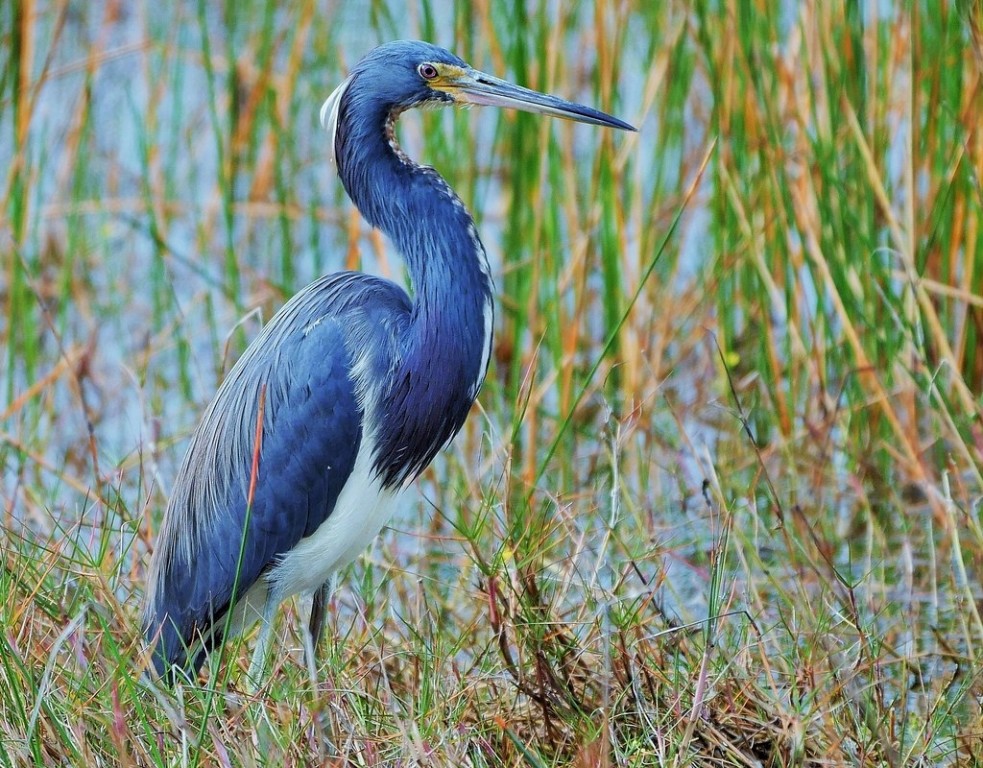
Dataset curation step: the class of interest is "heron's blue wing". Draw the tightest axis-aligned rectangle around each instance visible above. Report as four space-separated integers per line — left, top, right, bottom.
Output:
145 273 410 677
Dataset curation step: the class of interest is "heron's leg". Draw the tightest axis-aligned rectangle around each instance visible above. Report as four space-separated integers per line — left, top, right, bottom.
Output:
304 575 336 686
245 591 278 692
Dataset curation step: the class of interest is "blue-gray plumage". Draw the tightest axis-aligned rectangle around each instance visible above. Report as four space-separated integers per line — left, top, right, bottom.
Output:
143 40 634 684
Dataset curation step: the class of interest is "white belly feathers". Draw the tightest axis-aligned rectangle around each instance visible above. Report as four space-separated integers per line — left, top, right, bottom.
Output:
267 434 397 601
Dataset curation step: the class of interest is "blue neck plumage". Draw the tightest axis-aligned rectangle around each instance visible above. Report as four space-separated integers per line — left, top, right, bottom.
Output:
333 91 494 487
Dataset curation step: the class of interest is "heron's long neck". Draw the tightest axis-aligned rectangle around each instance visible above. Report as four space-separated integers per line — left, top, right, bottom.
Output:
337 107 492 285
334 102 494 486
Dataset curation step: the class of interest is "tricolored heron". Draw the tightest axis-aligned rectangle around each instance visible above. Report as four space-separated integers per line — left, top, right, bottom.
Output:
143 40 634 684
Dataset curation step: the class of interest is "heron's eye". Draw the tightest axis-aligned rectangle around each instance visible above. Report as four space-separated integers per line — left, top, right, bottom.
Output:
418 63 439 80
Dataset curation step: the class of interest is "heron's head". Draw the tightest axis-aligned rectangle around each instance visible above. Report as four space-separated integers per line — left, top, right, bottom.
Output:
320 40 634 161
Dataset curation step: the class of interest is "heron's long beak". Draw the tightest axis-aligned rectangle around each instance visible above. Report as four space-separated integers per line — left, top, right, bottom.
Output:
441 70 636 132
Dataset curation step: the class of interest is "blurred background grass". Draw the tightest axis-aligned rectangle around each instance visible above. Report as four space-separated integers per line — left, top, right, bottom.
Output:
2 0 982 765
